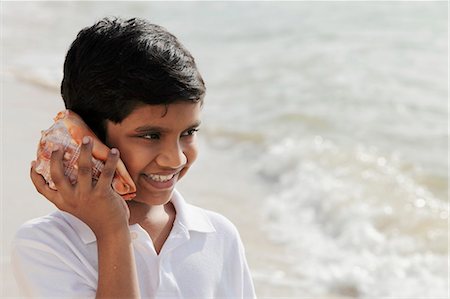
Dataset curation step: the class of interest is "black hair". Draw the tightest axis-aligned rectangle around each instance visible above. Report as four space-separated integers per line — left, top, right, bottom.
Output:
61 17 205 142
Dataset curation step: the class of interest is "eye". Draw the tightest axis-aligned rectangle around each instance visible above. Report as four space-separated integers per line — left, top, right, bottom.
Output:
141 132 160 140
181 128 199 137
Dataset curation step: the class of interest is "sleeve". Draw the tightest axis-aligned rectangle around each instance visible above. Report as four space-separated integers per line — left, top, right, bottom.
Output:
235 235 257 299
11 238 96 298
219 223 257 299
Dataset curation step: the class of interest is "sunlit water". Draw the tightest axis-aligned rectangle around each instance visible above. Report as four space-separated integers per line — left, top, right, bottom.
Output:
3 2 448 297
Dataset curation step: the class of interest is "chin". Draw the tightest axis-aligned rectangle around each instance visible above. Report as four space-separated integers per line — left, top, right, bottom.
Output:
132 188 175 206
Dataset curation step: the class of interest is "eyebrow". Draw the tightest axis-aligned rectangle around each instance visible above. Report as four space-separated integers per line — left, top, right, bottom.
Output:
134 121 202 133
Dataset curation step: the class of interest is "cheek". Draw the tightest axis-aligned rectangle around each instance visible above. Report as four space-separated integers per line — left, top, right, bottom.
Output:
185 142 198 165
115 144 158 177
179 143 198 179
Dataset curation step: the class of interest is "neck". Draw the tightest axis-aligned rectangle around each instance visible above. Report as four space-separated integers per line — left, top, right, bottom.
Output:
127 200 174 226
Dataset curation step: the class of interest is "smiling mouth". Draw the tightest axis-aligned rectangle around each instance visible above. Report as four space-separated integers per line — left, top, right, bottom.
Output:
145 173 176 182
140 169 183 190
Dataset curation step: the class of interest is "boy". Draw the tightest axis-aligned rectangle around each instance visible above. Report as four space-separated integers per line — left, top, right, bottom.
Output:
12 17 256 298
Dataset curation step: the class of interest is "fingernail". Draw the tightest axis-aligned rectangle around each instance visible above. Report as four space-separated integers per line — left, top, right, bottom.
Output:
110 148 119 155
52 145 60 152
82 136 90 145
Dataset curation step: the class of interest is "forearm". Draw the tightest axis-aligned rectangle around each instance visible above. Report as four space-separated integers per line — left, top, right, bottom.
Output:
95 231 140 299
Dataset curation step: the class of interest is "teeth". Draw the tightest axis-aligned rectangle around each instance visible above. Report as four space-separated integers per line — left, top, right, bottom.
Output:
147 173 175 182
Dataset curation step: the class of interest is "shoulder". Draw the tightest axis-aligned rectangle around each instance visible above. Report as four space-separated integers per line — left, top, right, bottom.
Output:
205 209 240 235
13 210 91 250
15 211 69 241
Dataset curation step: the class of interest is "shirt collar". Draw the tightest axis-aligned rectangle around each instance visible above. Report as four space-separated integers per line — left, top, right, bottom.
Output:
58 189 215 245
171 189 216 234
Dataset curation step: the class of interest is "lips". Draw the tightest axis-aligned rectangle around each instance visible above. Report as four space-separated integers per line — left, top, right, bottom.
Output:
141 171 179 190
146 173 175 182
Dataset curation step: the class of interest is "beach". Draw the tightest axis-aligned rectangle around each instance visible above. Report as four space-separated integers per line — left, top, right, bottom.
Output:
2 2 448 298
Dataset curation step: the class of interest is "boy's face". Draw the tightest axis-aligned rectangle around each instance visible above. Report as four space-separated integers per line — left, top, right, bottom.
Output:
105 102 201 206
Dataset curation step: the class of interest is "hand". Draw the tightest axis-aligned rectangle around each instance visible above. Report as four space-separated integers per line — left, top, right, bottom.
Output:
30 136 131 239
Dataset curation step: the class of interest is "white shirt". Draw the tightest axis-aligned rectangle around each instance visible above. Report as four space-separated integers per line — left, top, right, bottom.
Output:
11 190 256 298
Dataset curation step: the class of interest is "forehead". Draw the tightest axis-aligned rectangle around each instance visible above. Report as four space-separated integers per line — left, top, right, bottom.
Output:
114 101 202 129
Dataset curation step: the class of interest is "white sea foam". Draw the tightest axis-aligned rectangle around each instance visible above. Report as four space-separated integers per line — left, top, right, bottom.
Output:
256 137 448 297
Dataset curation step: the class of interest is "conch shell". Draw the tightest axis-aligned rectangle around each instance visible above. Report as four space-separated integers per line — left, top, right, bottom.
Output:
35 110 137 200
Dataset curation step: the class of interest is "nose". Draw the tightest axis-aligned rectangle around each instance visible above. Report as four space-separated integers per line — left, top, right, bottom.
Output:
156 140 187 169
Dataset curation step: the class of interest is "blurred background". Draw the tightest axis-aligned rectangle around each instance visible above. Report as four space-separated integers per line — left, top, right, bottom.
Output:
1 2 448 298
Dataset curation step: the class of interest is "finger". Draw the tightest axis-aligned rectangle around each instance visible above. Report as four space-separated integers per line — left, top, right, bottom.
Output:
77 136 93 194
30 161 63 207
96 148 120 191
114 159 136 192
49 145 73 194
90 136 135 193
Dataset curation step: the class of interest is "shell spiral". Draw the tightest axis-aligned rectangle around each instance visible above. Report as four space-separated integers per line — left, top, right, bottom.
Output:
35 110 136 199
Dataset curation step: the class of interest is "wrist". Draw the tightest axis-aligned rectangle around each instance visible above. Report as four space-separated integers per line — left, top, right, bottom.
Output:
95 227 131 244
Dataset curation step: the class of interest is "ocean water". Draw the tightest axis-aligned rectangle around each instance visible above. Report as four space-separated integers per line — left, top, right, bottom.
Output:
2 2 448 298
